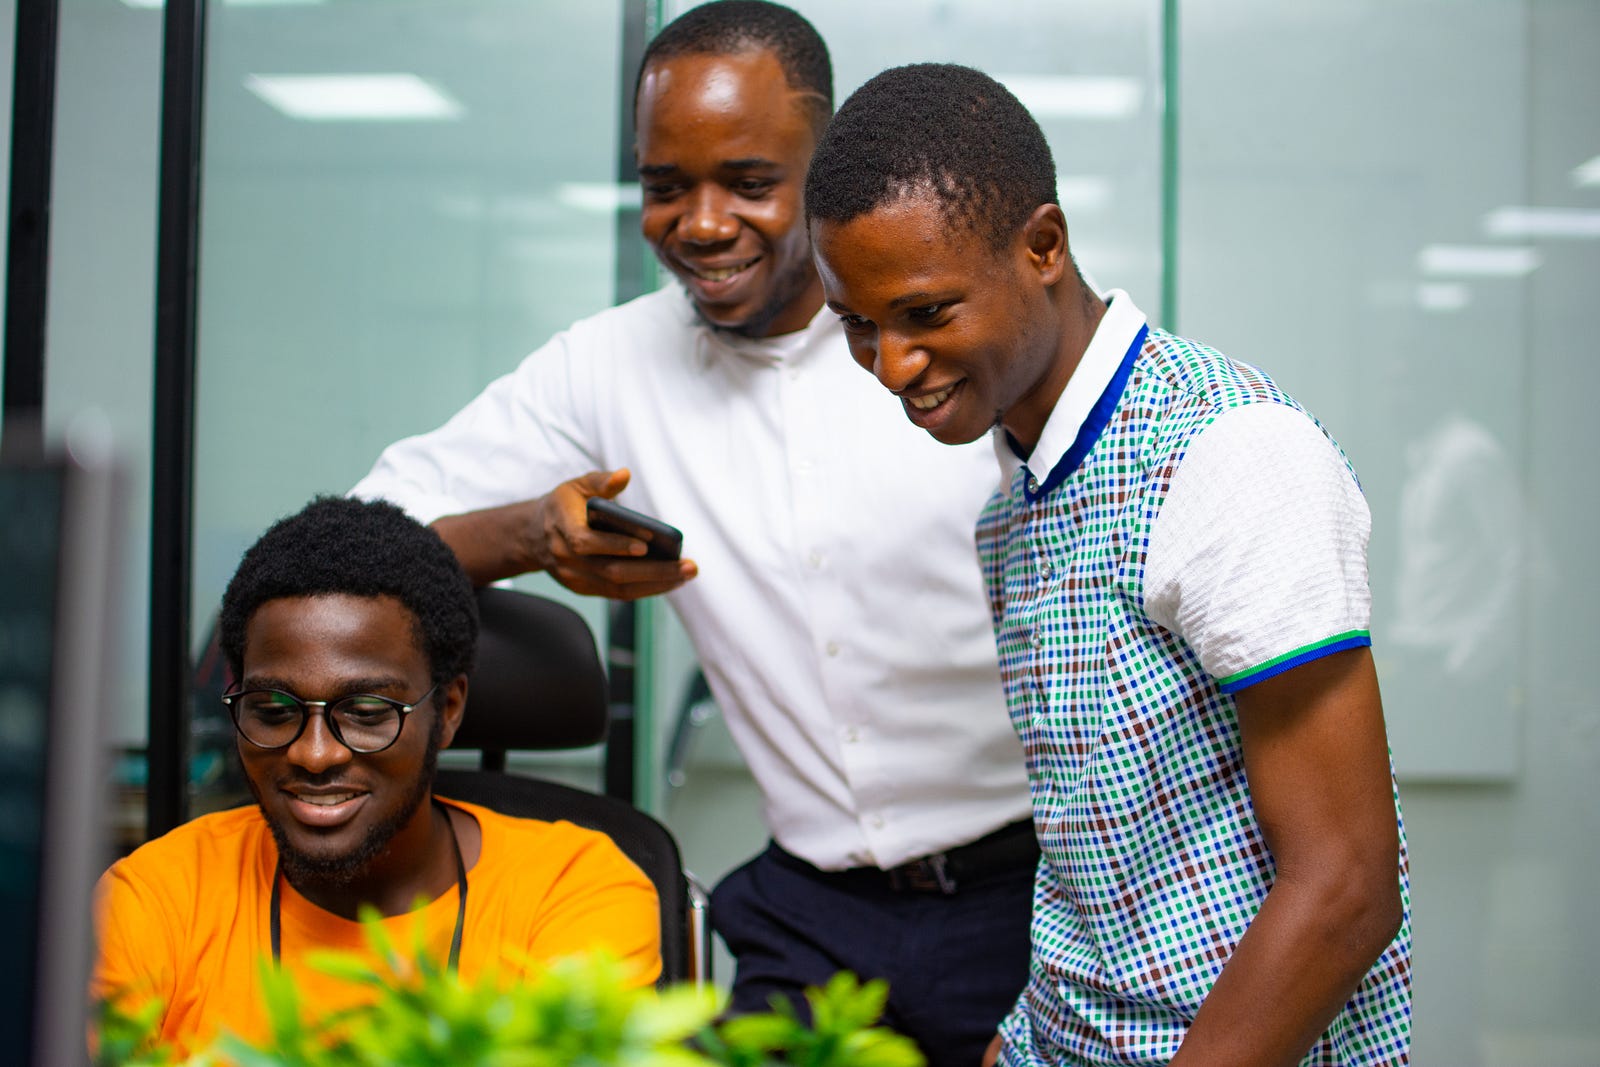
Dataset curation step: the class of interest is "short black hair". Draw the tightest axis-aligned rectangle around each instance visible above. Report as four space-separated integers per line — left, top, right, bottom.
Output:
219 496 478 688
806 63 1058 250
635 0 832 135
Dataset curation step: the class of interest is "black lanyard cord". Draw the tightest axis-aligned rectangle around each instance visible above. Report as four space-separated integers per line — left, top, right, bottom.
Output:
270 799 468 971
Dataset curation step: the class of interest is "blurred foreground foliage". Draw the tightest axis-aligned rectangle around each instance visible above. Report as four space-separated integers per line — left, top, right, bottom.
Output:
94 914 925 1067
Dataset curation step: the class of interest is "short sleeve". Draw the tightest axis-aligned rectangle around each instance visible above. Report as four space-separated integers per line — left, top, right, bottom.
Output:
91 862 177 1015
1143 403 1372 693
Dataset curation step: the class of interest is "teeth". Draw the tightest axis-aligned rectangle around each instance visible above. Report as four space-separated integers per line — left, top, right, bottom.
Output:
692 261 753 282
296 792 357 806
908 387 953 411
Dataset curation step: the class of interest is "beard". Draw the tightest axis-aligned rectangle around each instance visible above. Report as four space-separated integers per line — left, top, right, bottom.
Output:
695 250 818 339
257 713 444 890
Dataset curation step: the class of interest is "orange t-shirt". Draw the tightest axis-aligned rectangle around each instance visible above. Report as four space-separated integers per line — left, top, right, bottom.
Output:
92 797 660 1057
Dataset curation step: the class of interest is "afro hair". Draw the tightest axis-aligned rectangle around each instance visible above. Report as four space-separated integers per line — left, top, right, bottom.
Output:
218 496 477 688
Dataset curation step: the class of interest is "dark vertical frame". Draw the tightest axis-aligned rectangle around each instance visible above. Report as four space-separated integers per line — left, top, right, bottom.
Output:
602 0 655 803
1160 0 1179 332
1 0 59 454
146 0 208 837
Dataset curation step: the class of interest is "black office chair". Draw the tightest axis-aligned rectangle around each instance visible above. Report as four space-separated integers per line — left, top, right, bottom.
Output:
434 587 711 987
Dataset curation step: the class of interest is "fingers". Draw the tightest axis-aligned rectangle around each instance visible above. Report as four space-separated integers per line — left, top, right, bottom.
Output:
548 557 697 601
574 467 631 500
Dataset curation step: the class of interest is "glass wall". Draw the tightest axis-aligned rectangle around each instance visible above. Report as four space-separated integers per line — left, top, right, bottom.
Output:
38 0 164 846
187 0 629 810
17 0 1600 1059
1179 1 1600 1061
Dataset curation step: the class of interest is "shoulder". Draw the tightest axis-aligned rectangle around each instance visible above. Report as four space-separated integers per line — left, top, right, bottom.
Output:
99 807 267 914
443 799 651 887
1140 330 1287 406
559 286 697 353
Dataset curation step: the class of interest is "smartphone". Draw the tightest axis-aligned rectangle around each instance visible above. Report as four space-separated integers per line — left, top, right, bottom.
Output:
585 497 684 561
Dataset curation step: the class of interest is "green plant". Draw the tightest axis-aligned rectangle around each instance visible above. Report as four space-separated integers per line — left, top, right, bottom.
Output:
95 916 925 1067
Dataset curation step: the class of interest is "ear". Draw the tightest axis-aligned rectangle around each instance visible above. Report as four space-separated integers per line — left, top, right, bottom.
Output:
1021 204 1070 286
436 674 469 749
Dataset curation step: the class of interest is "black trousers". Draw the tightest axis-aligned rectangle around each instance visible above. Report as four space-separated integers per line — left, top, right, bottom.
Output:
710 835 1036 1067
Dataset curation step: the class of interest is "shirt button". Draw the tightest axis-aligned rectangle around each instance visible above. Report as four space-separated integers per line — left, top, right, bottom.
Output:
843 726 859 743
826 641 841 657
870 815 885 830
808 549 824 569
1031 632 1044 650
1039 559 1053 580
1027 476 1040 494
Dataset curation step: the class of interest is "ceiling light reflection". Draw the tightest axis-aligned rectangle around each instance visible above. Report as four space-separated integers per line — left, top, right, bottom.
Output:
1484 206 1600 239
1574 155 1600 188
995 76 1142 120
245 74 462 121
1416 283 1470 312
1418 245 1540 277
558 183 643 214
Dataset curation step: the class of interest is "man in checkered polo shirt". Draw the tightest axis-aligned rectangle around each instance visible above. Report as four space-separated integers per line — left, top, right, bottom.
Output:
807 64 1412 1067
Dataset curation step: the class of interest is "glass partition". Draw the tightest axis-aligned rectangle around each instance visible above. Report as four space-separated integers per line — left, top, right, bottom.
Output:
39 0 164 848
188 0 630 809
1179 1 1600 1061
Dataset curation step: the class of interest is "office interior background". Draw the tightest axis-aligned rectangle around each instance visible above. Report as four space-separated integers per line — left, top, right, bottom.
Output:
0 0 1596 1063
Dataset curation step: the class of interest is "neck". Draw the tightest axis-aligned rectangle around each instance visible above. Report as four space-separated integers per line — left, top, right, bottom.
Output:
1003 279 1109 454
288 797 459 921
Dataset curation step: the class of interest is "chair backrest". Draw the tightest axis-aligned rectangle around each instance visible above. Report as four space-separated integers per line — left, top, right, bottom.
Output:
439 587 704 985
432 769 694 983
450 587 611 765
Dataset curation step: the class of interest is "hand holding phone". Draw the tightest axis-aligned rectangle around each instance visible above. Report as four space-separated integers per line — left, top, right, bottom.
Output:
585 497 683 561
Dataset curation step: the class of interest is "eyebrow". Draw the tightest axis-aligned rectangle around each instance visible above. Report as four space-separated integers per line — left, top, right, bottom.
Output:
241 676 412 698
637 157 780 178
888 290 947 310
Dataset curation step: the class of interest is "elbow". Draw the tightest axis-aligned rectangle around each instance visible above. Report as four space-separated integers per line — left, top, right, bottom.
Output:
1352 875 1404 959
1323 863 1404 967
1277 853 1404 972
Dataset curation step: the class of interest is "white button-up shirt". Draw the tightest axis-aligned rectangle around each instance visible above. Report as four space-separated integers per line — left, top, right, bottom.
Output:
353 285 1031 870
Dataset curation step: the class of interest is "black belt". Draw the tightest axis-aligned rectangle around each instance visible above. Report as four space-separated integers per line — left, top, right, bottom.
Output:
770 819 1039 896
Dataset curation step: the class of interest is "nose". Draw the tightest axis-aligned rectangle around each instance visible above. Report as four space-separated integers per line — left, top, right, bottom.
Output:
283 707 354 775
679 186 738 245
872 332 929 394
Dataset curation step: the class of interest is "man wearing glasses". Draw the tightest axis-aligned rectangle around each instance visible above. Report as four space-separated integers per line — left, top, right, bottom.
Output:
91 497 660 1058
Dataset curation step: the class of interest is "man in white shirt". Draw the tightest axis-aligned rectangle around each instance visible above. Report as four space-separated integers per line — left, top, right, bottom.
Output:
353 6 1034 1062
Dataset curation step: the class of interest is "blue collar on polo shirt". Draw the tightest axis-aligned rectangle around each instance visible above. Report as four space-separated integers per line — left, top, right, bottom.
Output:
995 289 1149 503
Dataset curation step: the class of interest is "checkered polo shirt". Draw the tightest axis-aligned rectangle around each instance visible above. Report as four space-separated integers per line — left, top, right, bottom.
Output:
980 301 1412 1066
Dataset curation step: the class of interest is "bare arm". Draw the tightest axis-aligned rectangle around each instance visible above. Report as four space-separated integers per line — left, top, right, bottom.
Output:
431 467 696 599
1169 646 1403 1067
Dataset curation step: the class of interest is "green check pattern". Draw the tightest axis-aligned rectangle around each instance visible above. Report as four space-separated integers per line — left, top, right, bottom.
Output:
981 327 1412 1066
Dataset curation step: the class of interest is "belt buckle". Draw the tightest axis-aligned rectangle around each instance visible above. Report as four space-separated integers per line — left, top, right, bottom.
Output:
888 852 957 894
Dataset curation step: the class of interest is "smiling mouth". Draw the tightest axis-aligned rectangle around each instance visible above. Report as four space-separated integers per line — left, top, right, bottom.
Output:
290 791 362 806
906 384 956 411
685 257 758 283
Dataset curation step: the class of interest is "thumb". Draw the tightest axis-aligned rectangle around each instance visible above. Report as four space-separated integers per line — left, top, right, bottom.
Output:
577 467 631 499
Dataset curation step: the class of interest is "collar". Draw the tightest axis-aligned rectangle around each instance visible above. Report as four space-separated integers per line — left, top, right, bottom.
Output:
994 289 1149 500
673 283 837 370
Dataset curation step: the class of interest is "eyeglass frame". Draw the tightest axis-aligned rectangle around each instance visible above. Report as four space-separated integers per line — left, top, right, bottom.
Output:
221 684 440 754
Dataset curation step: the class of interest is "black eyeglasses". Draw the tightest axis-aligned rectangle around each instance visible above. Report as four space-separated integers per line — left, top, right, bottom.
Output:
222 685 438 754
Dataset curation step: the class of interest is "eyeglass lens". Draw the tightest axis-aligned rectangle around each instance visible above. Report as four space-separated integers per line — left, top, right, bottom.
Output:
231 690 406 752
